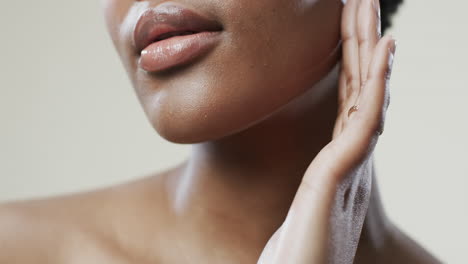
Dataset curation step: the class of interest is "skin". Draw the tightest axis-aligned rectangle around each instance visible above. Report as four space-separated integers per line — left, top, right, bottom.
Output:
0 0 441 263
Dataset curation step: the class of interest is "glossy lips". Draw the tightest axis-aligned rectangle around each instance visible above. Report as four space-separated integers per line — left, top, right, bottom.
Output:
133 3 223 73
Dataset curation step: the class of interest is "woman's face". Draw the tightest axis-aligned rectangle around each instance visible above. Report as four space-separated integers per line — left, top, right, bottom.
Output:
102 0 342 143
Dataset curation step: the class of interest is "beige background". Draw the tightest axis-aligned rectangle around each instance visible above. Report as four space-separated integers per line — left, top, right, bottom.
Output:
0 0 466 263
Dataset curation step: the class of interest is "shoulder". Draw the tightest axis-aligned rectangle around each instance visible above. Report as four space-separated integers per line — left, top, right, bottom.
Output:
0 191 112 263
0 165 182 263
385 225 443 264
361 222 443 264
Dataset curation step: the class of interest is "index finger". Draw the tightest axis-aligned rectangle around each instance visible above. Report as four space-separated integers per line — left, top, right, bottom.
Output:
358 0 381 84
341 0 361 101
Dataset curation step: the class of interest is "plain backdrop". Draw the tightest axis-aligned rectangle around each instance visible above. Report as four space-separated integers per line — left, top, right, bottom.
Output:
0 0 467 263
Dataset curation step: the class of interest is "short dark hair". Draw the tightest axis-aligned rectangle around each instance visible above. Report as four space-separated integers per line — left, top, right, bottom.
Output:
381 0 404 33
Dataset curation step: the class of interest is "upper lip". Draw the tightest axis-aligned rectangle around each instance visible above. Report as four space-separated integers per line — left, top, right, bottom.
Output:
133 2 223 54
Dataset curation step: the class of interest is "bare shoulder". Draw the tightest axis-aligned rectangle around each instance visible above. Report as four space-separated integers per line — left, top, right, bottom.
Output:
0 163 184 263
384 225 443 264
358 222 443 264
0 196 96 263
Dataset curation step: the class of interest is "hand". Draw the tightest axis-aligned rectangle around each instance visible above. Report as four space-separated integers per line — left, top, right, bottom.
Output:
257 0 396 263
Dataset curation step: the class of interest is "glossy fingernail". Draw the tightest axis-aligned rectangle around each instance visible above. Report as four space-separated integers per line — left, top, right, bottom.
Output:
386 37 397 80
389 38 397 55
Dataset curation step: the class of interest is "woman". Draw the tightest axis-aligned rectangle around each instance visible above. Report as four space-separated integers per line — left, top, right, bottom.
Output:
0 0 440 263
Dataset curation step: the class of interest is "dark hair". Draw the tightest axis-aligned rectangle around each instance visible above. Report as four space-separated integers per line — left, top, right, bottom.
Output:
380 0 404 33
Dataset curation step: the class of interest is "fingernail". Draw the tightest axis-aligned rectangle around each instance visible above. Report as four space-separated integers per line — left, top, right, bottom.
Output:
388 36 397 65
378 124 385 136
385 37 397 78
389 37 397 55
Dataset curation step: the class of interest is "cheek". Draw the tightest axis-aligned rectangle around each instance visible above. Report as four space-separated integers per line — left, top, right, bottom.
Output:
215 0 341 94
204 0 342 125
101 0 123 40
101 0 144 55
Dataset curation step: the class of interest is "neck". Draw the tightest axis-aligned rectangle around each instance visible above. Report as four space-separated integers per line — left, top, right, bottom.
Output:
168 63 389 252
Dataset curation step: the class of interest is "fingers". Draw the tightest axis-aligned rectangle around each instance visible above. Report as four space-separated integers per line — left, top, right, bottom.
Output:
328 0 394 189
341 0 360 102
342 35 396 166
357 35 396 136
358 0 381 84
339 0 383 134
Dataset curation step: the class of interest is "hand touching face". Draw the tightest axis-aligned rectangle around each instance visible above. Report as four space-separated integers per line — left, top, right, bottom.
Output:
258 0 396 263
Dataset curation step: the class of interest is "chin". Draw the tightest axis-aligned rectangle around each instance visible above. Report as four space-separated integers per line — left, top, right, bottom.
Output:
150 113 222 144
145 62 340 145
143 96 265 144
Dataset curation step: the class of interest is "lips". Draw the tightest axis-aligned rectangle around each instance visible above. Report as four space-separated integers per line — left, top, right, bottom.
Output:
133 2 223 73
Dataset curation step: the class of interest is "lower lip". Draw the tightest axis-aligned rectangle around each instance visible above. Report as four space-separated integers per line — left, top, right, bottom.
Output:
139 31 222 73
